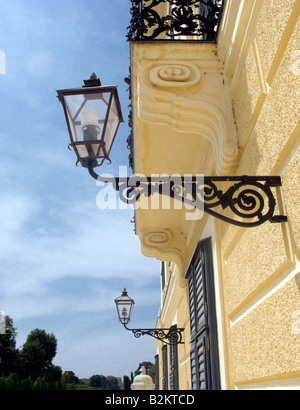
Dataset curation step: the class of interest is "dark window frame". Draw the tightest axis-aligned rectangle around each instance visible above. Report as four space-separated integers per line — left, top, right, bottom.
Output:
186 238 221 390
155 354 160 390
162 344 169 390
169 325 179 390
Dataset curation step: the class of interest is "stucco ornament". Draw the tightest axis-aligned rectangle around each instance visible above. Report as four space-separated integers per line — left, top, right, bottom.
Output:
136 60 239 175
139 229 187 287
149 63 201 88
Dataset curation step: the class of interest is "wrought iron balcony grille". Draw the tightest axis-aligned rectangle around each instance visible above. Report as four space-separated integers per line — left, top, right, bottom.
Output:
127 0 223 42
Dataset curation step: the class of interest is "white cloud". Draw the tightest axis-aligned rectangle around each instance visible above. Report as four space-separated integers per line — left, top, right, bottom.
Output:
0 190 160 321
0 193 40 233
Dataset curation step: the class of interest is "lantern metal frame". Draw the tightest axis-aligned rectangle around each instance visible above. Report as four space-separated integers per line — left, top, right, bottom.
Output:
114 288 135 325
115 289 184 345
57 74 124 169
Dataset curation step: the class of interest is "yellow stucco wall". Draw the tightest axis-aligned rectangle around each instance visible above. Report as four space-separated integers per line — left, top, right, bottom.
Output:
221 0 300 389
131 0 300 390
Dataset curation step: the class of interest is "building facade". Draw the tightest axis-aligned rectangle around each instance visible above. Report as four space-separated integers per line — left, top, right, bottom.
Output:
128 0 300 390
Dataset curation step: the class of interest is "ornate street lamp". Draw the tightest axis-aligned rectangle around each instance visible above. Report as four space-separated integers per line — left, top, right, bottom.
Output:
114 289 184 345
58 75 287 228
56 73 123 168
114 288 135 325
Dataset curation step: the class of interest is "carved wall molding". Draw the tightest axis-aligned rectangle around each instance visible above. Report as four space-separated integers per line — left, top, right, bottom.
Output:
149 63 201 88
136 60 239 175
142 229 173 248
139 229 187 288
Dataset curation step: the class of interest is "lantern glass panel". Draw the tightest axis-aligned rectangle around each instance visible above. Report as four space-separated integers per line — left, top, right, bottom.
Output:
64 91 111 144
116 302 131 323
104 93 122 156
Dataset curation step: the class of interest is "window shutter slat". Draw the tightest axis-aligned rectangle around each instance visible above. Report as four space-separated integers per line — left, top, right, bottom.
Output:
187 239 220 390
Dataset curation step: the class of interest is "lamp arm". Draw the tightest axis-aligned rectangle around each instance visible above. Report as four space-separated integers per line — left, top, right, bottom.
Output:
87 160 102 180
87 159 122 185
87 160 287 227
123 323 184 345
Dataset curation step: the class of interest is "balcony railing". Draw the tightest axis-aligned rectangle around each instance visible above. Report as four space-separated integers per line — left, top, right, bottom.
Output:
127 0 223 42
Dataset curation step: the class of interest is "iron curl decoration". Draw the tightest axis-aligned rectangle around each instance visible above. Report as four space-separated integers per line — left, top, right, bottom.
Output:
87 161 287 228
127 0 223 42
200 176 286 228
124 324 185 345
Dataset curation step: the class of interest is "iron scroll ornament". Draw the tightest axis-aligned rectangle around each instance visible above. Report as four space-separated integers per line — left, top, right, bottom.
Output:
88 161 287 228
123 324 184 345
127 0 223 42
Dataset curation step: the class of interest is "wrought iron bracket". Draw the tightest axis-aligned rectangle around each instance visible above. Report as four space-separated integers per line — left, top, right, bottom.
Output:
124 324 184 345
87 161 287 228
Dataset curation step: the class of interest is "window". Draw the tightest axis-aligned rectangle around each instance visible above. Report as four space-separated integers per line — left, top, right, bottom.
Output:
186 239 220 390
161 261 166 290
155 354 160 390
169 325 179 390
162 344 168 390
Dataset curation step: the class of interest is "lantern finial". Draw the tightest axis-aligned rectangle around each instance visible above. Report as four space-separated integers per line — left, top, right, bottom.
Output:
83 74 101 87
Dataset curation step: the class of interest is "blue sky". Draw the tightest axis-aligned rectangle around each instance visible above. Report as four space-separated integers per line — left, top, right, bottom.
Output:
0 0 161 379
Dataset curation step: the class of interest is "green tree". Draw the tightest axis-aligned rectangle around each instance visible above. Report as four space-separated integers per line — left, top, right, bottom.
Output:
90 374 107 389
62 370 80 385
106 376 120 390
0 320 65 390
123 375 131 390
0 315 19 376
33 365 63 390
43 364 63 382
19 339 46 379
25 329 57 365
19 328 57 380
